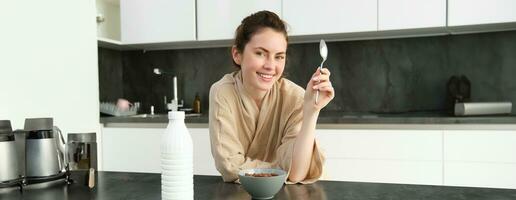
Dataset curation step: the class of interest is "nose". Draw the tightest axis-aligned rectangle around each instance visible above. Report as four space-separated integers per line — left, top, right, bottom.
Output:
263 56 275 70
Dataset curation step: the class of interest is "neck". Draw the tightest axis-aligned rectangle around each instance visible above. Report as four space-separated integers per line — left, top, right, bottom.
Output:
242 81 267 110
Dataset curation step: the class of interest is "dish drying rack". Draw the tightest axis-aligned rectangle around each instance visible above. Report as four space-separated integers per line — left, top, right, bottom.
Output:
100 102 137 116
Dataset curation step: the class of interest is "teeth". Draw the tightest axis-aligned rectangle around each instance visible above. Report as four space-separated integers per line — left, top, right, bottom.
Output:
258 73 273 79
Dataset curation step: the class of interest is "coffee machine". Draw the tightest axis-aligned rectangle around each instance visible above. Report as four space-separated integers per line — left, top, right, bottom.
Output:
0 120 23 187
67 132 97 171
23 118 70 184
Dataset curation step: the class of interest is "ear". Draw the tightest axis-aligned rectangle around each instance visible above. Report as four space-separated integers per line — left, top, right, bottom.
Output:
231 46 242 65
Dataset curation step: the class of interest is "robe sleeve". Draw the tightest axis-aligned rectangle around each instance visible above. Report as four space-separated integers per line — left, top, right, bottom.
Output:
209 85 273 183
274 96 326 184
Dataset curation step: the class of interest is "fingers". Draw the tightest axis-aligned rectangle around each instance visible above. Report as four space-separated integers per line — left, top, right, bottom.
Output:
305 67 335 108
312 68 331 82
319 67 331 76
318 84 335 97
317 82 335 100
312 80 332 90
311 68 332 87
307 67 334 98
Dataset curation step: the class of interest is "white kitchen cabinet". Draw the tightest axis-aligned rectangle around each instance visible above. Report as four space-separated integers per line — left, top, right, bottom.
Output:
283 0 377 36
120 0 196 44
101 127 162 173
444 162 516 189
196 0 281 41
448 0 516 26
378 0 446 30
443 130 516 189
96 0 121 41
316 129 443 185
324 159 442 185
101 127 218 175
189 128 219 176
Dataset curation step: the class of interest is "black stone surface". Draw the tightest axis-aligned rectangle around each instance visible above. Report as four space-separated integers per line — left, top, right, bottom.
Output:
2 172 516 200
98 30 516 115
98 48 124 102
100 111 516 124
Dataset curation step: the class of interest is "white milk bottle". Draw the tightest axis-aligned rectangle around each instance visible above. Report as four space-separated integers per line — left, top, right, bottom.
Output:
161 111 193 200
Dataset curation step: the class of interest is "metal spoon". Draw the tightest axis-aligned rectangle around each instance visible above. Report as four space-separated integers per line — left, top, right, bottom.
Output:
316 39 327 104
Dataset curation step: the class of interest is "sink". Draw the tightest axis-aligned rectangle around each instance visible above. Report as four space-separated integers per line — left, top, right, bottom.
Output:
185 113 202 117
129 114 165 118
128 113 202 118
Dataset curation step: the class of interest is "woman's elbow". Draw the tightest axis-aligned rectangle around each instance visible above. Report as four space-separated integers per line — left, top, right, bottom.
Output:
288 172 306 183
216 166 239 183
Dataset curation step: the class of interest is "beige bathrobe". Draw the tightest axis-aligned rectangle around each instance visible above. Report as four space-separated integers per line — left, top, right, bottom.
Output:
209 71 325 184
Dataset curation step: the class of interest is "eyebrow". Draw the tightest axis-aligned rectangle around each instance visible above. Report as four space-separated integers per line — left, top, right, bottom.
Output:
254 47 286 55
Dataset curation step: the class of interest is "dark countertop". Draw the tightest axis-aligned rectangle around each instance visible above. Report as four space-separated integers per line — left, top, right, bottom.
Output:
100 111 516 125
2 171 516 200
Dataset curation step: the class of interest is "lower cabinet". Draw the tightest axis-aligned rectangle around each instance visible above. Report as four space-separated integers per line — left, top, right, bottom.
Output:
189 128 219 176
100 126 516 189
443 130 516 189
316 129 443 185
101 127 218 175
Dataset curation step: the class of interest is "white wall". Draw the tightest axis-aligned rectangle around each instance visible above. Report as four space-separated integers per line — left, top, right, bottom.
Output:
0 1 100 136
96 0 121 41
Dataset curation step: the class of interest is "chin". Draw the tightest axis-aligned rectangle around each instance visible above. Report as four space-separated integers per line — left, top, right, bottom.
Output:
253 77 278 91
259 83 274 91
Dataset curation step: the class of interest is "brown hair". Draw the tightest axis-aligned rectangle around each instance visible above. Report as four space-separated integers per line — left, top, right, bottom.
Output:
232 10 288 68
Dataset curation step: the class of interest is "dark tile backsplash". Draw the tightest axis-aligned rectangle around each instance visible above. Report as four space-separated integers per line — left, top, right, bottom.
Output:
98 48 123 102
98 30 516 114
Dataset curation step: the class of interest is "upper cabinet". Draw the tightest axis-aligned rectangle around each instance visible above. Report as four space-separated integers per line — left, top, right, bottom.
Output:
196 0 281 41
120 0 196 44
378 0 446 30
448 0 516 26
96 0 121 41
97 0 516 49
283 0 377 36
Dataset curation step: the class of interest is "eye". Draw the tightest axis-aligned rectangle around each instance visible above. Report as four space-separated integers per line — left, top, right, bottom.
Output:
255 51 265 57
276 55 285 60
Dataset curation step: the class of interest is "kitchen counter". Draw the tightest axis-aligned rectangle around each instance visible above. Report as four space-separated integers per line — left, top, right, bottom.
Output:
100 111 516 126
2 171 516 200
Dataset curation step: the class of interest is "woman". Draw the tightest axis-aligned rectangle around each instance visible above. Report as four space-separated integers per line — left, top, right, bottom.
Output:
209 10 334 184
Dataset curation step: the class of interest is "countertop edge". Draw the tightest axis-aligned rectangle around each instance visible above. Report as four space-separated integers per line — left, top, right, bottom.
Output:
101 122 516 130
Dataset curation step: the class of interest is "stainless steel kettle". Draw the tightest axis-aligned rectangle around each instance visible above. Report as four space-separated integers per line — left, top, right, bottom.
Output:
0 120 21 183
24 118 66 178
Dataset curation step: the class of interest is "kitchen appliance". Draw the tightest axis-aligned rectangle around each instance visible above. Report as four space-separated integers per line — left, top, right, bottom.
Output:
446 75 471 113
0 120 23 188
446 75 471 109
446 75 471 104
67 132 97 171
23 118 69 184
455 102 512 116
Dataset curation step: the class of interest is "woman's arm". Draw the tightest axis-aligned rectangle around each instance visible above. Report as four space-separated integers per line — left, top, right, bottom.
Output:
209 84 273 182
289 68 334 183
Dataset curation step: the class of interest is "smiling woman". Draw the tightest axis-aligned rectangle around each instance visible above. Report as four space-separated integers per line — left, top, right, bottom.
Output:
208 10 335 184
233 27 287 107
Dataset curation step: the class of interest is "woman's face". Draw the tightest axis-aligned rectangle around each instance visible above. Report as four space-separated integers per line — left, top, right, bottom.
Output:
233 28 287 93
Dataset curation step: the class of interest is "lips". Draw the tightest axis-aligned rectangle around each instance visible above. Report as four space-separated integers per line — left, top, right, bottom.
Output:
257 72 274 82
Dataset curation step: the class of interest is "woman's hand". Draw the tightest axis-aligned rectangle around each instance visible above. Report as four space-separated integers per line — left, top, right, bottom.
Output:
304 67 335 114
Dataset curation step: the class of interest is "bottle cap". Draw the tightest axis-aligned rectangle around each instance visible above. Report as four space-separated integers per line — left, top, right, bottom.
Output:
168 111 185 120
